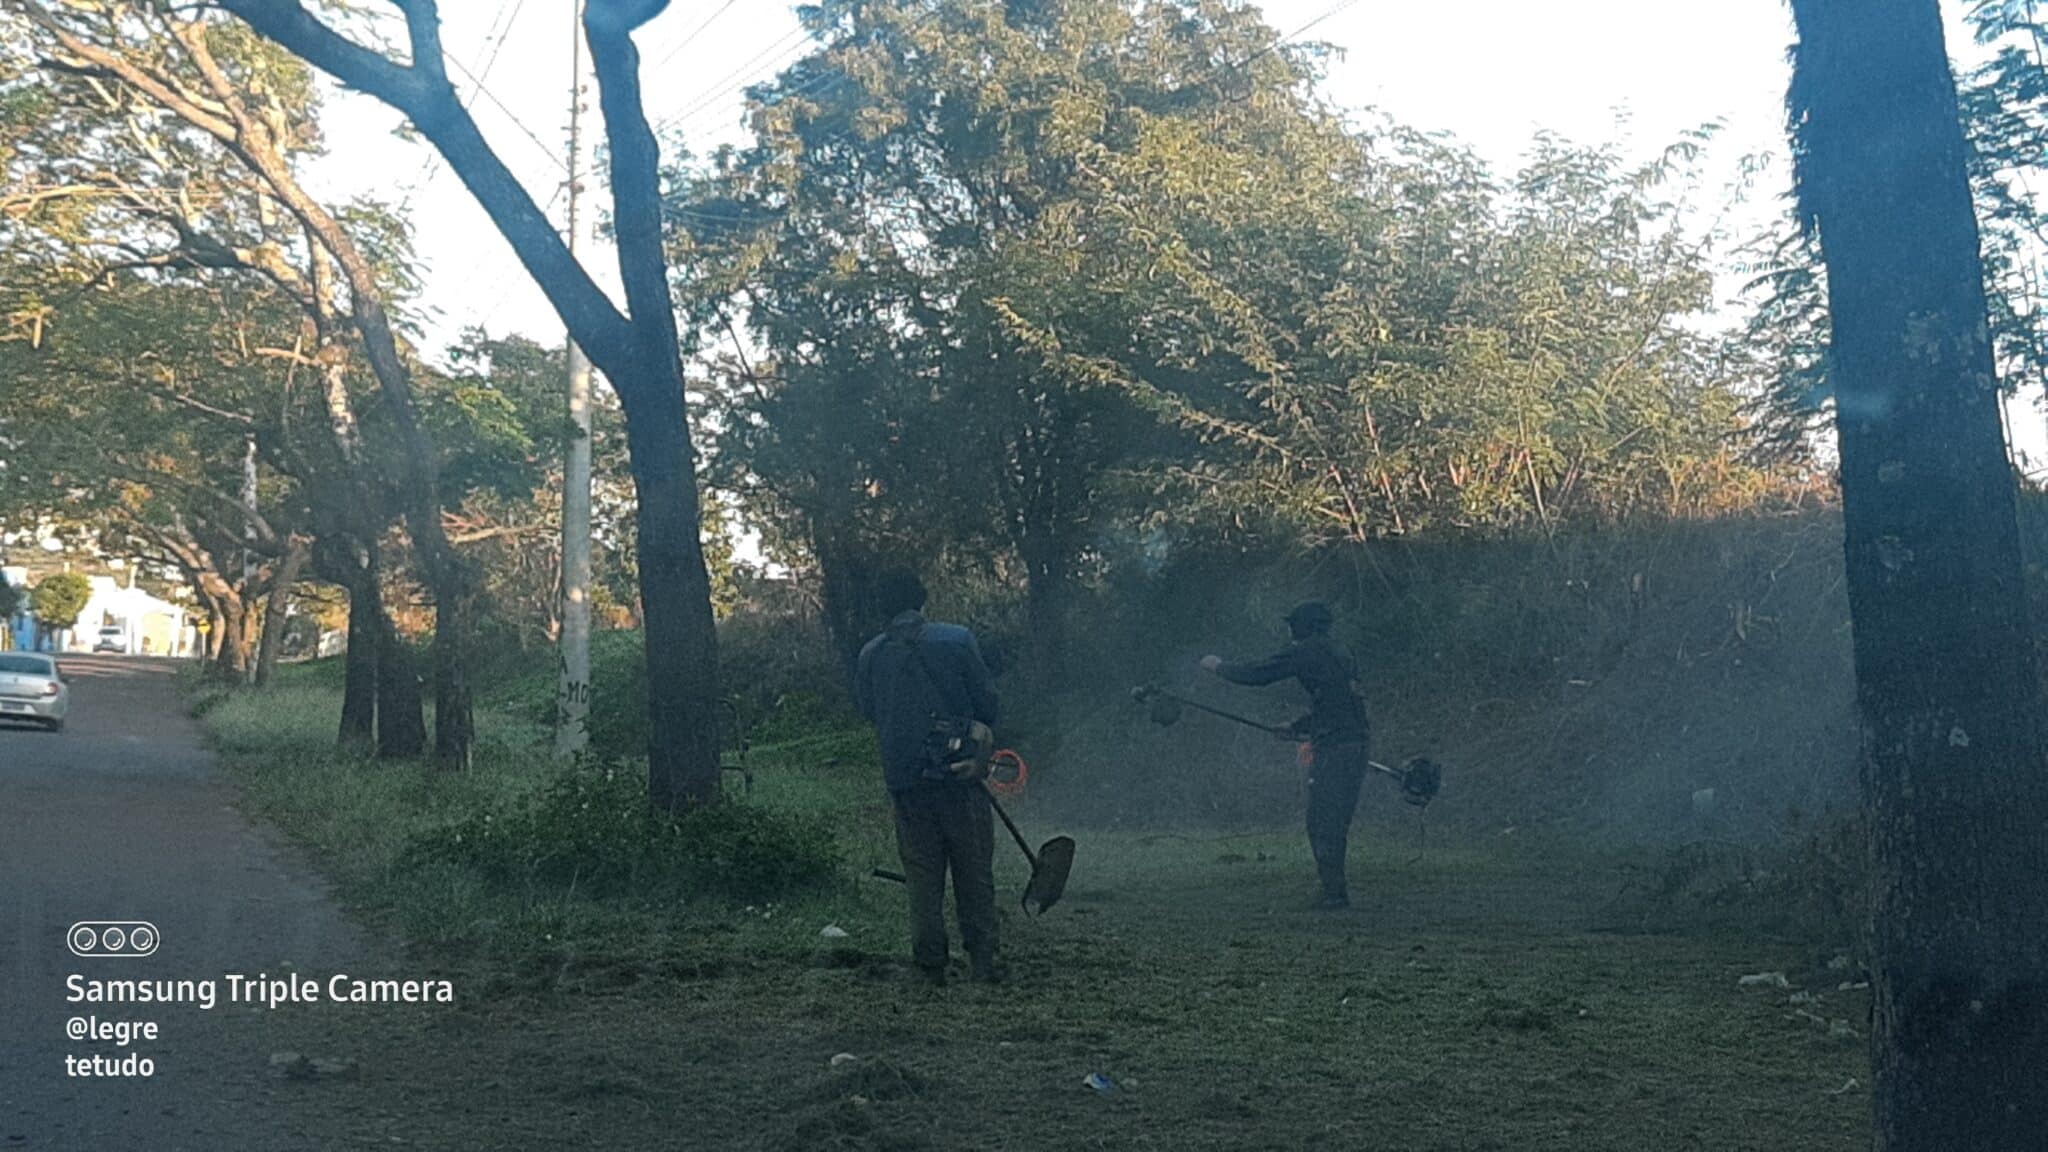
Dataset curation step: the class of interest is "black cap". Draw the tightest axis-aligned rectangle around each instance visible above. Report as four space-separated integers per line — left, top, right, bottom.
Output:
1285 601 1333 636
874 568 928 617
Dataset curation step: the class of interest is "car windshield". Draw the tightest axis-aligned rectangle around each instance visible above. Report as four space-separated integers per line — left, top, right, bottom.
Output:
0 655 55 677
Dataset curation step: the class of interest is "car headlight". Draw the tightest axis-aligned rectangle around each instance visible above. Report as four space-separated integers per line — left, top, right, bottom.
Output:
41 682 60 697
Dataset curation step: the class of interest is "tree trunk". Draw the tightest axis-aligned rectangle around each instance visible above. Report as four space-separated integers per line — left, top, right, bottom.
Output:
1020 536 1071 686
314 346 380 751
338 557 378 751
619 371 723 811
219 0 722 802
202 607 223 663
317 225 472 770
212 597 252 682
812 520 879 687
587 13 723 810
1789 1 2048 1146
254 536 309 688
430 588 475 771
374 594 428 761
177 21 472 770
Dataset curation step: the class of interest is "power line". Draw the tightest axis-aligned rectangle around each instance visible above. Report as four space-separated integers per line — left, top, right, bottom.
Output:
664 47 851 141
446 53 570 174
460 181 571 333
653 22 815 133
1279 0 1367 47
646 0 745 73
657 3 952 143
475 0 532 82
398 0 534 214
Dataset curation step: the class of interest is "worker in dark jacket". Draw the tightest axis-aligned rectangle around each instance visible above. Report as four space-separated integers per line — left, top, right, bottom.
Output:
855 569 1002 984
1202 601 1371 908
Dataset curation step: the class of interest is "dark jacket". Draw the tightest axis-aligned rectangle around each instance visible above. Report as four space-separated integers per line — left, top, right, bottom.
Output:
855 611 1000 794
1219 634 1370 745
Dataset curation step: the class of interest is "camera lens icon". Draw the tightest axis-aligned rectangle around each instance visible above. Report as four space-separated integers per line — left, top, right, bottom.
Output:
67 921 159 958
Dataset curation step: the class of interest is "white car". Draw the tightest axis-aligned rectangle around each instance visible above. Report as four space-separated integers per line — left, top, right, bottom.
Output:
0 652 69 732
92 626 128 654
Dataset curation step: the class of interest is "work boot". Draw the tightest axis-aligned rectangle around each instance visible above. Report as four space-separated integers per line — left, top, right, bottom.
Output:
1314 891 1351 911
969 955 1005 985
915 964 948 988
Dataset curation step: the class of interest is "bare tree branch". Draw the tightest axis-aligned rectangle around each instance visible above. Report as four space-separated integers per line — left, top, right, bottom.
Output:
218 0 637 363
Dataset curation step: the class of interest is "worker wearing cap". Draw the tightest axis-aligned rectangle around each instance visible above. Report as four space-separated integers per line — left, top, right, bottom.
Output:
1202 601 1372 908
856 568 1003 984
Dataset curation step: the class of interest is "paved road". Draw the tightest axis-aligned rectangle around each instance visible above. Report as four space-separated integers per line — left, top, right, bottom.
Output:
0 656 371 1151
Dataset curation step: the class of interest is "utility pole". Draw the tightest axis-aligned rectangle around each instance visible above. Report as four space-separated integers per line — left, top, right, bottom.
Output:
242 435 259 584
555 0 595 758
242 434 258 671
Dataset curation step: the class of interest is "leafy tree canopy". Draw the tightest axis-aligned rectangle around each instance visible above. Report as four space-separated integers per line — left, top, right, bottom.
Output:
30 571 91 631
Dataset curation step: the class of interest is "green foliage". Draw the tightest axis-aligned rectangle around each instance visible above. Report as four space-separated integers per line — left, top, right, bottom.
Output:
29 571 91 631
489 617 856 760
1079 126 1783 539
676 0 1801 684
1750 1 2048 429
1758 812 1871 949
0 577 23 623
407 766 840 902
431 330 561 502
583 632 653 759
0 4 385 665
1602 813 1869 955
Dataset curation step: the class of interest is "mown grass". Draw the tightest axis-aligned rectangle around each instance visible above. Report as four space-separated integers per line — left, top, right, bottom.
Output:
197 662 1872 1151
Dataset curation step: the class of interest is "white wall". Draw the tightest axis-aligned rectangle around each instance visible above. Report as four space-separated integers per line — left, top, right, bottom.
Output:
66 577 191 657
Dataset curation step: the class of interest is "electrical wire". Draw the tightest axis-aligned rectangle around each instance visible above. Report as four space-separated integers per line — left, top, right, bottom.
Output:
398 0 536 213
446 53 570 174
475 0 532 82
645 0 745 74
449 0 1367 333
661 1 952 148
1277 0 1367 50
458 181 571 334
666 45 852 141
653 22 816 133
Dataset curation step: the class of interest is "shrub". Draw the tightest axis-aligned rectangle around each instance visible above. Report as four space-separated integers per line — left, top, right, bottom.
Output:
582 634 653 758
1598 813 1870 950
717 610 859 736
510 618 859 759
1751 812 1870 949
406 765 841 903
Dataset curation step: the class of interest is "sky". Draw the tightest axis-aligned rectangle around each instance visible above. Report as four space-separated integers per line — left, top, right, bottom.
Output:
300 0 2046 467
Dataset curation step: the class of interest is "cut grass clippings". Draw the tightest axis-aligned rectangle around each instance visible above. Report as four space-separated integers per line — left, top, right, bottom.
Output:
196 664 1872 1151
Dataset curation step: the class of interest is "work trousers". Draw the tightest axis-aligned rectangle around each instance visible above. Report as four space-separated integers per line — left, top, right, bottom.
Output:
891 781 998 973
1306 740 1369 900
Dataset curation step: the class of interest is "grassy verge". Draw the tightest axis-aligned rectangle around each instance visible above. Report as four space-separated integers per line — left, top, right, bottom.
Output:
197 663 1872 1151
204 661 901 993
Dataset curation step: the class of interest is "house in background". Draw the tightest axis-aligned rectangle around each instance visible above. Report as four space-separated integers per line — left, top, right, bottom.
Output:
0 567 195 656
1 566 31 652
68 574 194 656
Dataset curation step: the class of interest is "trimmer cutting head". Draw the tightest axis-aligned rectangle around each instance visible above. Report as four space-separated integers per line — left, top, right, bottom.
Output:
1023 835 1076 915
1397 757 1442 808
1133 684 1184 728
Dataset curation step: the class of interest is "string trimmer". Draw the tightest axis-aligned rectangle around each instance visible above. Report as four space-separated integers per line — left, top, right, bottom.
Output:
1130 684 1443 809
872 781 1076 916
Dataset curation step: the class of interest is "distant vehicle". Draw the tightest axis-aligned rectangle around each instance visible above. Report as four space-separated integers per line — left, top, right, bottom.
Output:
0 652 68 732
91 626 127 654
